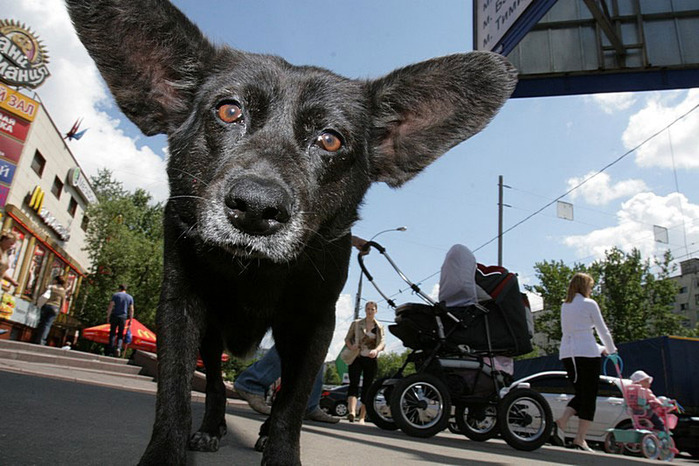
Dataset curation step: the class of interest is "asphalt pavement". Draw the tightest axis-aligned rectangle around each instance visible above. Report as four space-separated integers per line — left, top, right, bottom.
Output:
3 369 696 466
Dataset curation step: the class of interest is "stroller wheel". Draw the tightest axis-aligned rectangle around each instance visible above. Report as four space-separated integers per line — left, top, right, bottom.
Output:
389 373 451 438
496 387 552 451
640 433 661 460
604 431 624 455
366 377 398 431
455 403 499 442
659 435 676 462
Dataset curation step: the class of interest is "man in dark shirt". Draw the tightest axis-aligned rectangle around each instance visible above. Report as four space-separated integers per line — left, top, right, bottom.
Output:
106 284 134 357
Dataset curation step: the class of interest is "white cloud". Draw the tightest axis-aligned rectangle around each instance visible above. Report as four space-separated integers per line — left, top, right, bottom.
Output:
623 89 699 170
6 0 169 201
589 92 636 114
563 192 699 261
567 172 648 205
326 294 355 360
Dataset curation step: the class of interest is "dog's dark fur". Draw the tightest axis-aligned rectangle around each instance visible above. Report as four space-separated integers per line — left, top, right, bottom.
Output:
66 1 517 464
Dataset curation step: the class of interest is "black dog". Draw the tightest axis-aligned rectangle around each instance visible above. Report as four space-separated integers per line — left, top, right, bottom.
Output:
66 1 517 464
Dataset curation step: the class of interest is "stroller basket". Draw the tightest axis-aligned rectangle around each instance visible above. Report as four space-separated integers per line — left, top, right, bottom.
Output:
359 241 533 357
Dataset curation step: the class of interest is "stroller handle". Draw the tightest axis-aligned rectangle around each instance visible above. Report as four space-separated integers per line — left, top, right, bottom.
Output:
357 240 436 308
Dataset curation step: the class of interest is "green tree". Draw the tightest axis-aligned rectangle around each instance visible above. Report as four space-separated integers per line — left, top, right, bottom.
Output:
528 248 685 355
323 363 341 385
377 350 415 378
77 169 164 331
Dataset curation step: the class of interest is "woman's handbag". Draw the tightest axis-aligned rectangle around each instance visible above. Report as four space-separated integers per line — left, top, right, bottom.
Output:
37 288 51 308
340 345 359 365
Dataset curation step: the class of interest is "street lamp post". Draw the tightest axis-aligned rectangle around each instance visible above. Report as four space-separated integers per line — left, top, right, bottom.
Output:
353 226 407 319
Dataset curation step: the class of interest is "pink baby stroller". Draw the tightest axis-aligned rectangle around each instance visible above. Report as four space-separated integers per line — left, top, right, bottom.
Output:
604 356 680 461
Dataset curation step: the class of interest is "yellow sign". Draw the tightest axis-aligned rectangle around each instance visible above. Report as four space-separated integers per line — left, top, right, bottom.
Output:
0 82 38 121
28 185 44 212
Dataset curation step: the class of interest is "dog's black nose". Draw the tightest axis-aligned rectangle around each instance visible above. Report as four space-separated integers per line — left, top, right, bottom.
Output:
224 177 292 236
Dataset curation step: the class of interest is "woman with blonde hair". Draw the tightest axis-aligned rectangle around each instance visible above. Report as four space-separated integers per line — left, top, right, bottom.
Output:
552 272 616 451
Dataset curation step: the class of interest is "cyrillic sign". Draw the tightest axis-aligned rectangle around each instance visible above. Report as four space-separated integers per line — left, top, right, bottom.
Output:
0 20 50 89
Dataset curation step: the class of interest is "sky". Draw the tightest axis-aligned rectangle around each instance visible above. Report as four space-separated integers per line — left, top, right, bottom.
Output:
6 0 699 360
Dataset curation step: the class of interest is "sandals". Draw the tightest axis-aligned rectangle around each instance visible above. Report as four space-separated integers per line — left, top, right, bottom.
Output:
348 413 355 423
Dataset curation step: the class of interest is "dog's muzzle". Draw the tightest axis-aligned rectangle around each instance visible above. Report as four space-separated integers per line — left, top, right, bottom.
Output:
224 177 292 236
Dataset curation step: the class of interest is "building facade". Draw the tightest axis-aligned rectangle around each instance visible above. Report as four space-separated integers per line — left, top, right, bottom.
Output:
670 258 699 330
0 82 96 345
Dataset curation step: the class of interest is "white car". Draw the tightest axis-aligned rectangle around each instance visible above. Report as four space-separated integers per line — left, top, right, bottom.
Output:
513 371 633 444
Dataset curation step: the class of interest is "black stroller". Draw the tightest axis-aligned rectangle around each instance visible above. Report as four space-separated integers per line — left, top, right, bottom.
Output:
358 241 552 451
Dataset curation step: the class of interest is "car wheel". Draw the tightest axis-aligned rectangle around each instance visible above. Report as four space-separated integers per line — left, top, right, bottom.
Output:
389 373 451 438
455 403 498 442
497 387 552 451
333 401 348 417
365 377 398 431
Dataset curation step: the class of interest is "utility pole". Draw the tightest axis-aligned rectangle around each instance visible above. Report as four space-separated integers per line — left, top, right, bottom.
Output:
497 175 510 267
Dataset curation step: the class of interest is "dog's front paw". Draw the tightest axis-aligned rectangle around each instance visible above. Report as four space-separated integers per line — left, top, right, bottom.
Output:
254 435 267 452
188 431 220 452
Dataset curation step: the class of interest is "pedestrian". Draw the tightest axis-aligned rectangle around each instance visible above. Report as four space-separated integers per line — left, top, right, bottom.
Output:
106 284 134 357
34 276 67 345
343 300 385 424
551 272 617 451
0 230 20 289
234 345 339 423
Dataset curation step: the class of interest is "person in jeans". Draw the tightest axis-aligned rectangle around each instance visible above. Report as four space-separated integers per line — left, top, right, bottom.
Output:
106 284 134 357
234 345 339 423
34 276 67 345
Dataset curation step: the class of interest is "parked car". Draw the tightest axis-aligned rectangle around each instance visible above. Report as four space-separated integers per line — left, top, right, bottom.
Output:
513 371 633 445
319 385 349 417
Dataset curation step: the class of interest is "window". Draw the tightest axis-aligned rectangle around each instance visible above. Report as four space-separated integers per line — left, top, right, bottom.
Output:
680 303 689 311
51 176 63 199
31 150 46 177
527 375 573 395
81 215 89 232
67 197 78 217
695 294 699 306
598 379 622 398
679 286 688 294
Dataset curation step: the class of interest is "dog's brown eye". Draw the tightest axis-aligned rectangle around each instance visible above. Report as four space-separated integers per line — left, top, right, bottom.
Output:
316 132 343 152
217 102 243 123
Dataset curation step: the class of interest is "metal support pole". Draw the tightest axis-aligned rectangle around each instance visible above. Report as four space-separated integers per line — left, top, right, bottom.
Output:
498 175 503 267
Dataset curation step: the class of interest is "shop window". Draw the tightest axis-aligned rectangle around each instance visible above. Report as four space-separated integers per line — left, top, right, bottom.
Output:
67 196 78 217
51 176 63 199
81 215 89 232
22 244 47 300
31 150 46 177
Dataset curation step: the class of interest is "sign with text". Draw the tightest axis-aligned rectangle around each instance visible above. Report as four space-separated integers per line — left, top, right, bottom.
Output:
0 82 38 122
0 107 30 141
0 133 24 163
0 158 16 185
0 20 50 89
475 0 535 52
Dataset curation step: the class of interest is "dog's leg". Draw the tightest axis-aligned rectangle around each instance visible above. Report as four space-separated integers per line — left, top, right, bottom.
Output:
189 325 227 452
139 254 203 465
262 309 335 465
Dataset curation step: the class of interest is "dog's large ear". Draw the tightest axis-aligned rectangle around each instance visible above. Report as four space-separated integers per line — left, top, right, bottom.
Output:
66 0 220 135
367 52 517 187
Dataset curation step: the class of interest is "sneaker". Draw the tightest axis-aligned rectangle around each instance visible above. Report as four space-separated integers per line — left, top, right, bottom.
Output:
235 387 271 415
304 408 340 424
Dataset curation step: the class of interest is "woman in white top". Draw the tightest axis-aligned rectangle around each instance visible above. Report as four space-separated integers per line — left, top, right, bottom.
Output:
552 272 616 452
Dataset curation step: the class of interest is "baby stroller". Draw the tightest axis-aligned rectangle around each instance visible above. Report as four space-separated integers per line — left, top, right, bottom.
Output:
358 241 552 451
603 356 680 461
